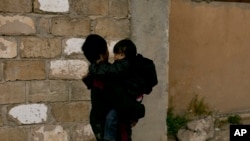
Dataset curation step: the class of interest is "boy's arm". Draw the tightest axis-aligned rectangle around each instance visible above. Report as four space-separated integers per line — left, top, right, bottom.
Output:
89 60 130 77
82 73 93 89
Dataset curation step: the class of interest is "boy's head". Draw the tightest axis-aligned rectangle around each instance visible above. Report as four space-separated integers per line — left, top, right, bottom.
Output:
81 34 108 63
113 39 137 60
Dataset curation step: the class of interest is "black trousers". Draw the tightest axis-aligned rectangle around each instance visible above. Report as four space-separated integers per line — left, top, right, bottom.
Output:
90 89 109 141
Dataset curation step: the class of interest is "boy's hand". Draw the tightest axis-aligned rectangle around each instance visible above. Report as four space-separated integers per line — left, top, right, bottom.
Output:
96 58 102 64
130 120 138 128
96 54 105 64
96 50 109 64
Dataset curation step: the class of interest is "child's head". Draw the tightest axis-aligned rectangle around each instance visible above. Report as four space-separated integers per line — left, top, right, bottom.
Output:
113 39 137 60
81 34 108 63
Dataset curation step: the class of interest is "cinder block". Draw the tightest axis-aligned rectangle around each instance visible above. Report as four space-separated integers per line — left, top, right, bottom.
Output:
37 18 51 35
110 0 129 17
51 17 90 36
63 38 85 56
0 37 17 58
107 40 118 61
20 37 61 58
0 15 35 35
34 0 69 12
51 102 90 122
0 113 3 126
72 0 108 16
0 62 2 81
95 17 130 39
49 60 88 79
72 124 96 141
0 127 28 141
0 82 26 104
0 0 32 13
28 80 70 102
31 125 68 141
71 80 90 101
8 104 48 124
4 61 46 81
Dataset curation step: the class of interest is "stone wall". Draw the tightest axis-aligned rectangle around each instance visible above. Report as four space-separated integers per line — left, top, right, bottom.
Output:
0 0 130 140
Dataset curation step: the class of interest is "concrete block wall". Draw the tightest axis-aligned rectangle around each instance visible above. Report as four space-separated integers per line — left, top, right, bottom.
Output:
0 0 130 140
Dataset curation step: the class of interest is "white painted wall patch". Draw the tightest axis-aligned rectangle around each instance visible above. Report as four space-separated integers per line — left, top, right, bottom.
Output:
38 0 69 12
9 104 48 124
64 38 85 55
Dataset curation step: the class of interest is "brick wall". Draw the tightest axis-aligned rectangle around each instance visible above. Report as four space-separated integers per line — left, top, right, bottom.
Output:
0 0 130 140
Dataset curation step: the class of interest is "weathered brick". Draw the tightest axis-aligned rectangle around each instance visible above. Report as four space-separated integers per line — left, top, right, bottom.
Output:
0 118 3 127
110 0 129 17
4 61 46 81
51 102 90 122
0 69 1 82
0 62 3 81
0 0 32 13
0 37 17 58
37 17 51 35
72 0 108 16
107 40 118 61
8 104 48 124
34 0 69 13
20 37 61 58
0 82 25 104
0 15 35 35
0 107 3 126
72 124 96 141
63 38 85 58
71 81 90 101
49 60 88 79
51 17 90 36
28 80 69 102
32 125 69 141
0 62 2 81
0 127 28 141
95 17 130 39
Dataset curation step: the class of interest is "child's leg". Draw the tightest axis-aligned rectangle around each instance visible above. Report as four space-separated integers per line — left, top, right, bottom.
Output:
117 120 132 141
104 109 118 140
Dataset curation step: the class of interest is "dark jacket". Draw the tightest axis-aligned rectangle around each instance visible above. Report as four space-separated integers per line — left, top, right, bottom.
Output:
82 68 110 140
85 59 145 120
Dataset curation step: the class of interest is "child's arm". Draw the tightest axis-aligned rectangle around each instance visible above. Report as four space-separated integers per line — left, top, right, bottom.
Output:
89 60 130 77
